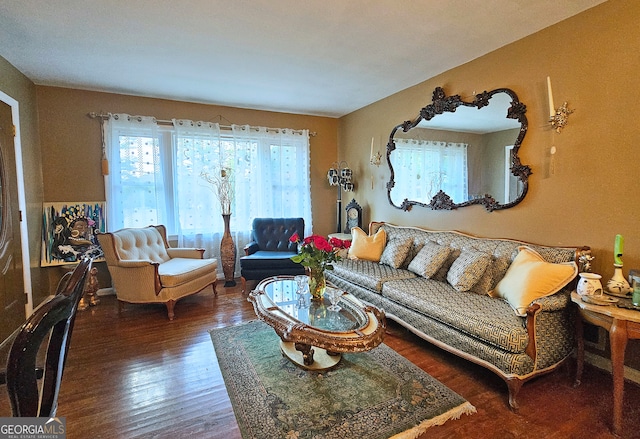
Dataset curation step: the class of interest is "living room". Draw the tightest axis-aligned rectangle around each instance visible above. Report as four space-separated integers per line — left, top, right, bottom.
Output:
1 0 639 437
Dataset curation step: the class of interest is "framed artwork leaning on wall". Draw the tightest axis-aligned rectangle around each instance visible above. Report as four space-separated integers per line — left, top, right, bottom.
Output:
41 201 106 266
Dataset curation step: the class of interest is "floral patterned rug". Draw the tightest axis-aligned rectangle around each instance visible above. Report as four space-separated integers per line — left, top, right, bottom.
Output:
209 320 475 439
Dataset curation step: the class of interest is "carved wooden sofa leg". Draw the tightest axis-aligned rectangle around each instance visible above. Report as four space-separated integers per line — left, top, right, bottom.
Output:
241 277 247 294
506 377 523 412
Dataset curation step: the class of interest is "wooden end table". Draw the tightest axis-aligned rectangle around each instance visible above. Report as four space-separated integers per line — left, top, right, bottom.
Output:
571 291 640 436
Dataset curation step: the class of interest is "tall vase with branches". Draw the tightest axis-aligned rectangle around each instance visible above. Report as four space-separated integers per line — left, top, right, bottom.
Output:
202 168 236 286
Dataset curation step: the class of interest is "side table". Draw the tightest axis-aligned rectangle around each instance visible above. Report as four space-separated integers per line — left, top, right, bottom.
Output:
571 291 640 436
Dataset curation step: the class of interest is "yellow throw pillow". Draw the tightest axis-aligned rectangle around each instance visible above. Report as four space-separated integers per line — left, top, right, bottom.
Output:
348 227 387 262
489 246 578 316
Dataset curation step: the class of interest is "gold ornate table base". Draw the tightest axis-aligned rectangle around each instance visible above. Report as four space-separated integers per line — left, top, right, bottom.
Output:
280 341 341 371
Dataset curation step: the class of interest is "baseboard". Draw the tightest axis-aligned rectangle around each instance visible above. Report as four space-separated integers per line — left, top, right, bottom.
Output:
97 287 115 296
584 351 640 385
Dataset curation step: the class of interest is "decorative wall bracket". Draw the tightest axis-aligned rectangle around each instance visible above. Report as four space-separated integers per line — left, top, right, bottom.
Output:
549 102 574 133
369 137 382 166
369 151 382 166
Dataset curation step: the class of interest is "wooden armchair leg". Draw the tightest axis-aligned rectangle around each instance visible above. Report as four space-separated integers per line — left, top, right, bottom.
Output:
166 300 176 321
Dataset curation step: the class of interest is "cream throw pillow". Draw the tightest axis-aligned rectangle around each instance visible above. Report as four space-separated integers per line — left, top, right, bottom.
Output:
348 227 387 262
490 246 578 316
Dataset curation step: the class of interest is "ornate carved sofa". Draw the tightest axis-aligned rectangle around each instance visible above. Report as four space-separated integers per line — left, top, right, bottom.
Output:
326 222 590 410
97 225 218 320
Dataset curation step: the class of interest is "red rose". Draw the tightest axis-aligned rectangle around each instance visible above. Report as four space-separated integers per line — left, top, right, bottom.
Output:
309 235 331 252
289 232 300 243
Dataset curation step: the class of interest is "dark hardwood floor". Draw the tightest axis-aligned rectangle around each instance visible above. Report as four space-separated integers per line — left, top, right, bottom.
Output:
8 281 640 438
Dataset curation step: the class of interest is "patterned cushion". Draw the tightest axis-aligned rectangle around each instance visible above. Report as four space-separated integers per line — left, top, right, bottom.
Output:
403 242 424 268
380 238 413 269
331 259 416 293
408 241 452 278
446 248 491 292
432 248 461 282
381 277 529 354
377 223 578 287
490 246 578 316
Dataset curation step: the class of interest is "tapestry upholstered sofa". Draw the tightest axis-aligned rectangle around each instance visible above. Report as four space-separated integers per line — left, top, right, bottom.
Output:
325 222 590 410
97 225 218 321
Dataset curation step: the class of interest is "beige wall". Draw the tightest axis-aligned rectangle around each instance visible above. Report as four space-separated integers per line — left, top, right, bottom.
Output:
35 87 339 236
340 0 639 280
338 0 640 368
0 56 45 304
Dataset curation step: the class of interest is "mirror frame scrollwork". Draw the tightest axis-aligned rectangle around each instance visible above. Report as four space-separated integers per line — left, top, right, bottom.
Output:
386 87 531 212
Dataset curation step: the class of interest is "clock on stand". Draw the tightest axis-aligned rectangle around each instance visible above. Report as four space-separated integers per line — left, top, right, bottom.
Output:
345 199 362 233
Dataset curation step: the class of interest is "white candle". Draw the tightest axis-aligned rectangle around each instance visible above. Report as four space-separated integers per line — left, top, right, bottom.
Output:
547 76 555 118
370 137 374 159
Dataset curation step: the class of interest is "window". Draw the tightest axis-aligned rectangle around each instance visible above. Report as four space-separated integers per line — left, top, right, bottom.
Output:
103 114 312 273
390 139 468 204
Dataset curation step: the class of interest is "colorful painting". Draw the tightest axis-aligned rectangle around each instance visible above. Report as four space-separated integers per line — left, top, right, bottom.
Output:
41 202 106 266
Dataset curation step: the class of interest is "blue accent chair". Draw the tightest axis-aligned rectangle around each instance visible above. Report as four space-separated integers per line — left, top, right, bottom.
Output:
240 218 305 293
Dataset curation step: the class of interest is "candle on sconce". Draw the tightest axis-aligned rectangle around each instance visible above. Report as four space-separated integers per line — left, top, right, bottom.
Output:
546 76 555 118
370 137 374 160
614 234 624 266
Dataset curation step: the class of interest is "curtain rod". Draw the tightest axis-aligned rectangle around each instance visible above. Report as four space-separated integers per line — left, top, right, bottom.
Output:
87 112 317 137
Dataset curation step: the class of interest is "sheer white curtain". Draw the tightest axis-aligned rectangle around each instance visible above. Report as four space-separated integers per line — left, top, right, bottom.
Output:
230 124 312 232
391 139 468 204
103 114 312 279
173 122 313 277
103 114 164 230
172 119 228 264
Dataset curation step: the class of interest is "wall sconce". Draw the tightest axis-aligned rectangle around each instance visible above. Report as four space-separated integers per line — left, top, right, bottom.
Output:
547 76 574 133
369 137 382 166
327 161 354 233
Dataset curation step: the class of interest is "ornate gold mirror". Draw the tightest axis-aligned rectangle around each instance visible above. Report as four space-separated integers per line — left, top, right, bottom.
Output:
386 87 531 212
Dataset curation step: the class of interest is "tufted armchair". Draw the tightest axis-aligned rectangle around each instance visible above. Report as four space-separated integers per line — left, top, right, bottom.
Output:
240 218 306 293
97 225 218 320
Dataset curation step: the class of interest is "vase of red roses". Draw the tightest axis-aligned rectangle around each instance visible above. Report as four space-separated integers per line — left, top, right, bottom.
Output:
289 233 350 300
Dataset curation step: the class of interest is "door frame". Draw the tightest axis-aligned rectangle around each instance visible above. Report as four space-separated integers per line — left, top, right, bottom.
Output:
0 90 33 316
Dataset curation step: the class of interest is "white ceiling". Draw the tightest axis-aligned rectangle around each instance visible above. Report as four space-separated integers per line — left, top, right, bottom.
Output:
0 0 606 118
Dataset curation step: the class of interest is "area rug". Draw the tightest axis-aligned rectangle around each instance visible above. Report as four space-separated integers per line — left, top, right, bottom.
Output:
209 320 475 439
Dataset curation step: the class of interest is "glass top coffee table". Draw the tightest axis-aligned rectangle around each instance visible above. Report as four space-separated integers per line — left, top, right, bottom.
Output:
248 275 386 370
